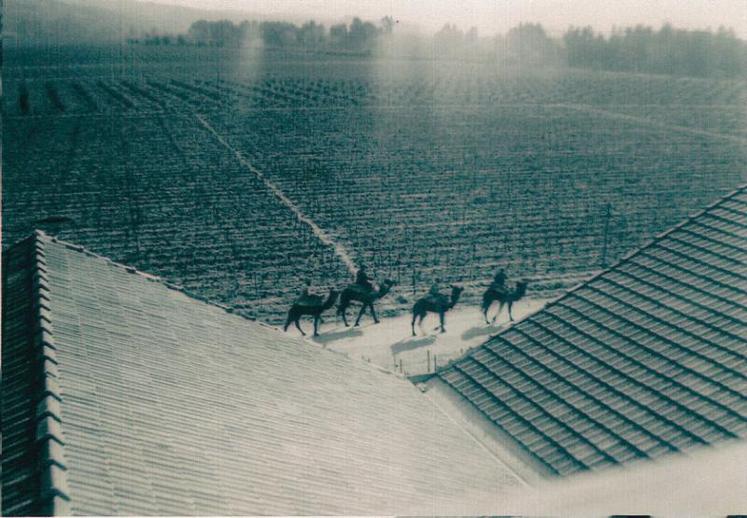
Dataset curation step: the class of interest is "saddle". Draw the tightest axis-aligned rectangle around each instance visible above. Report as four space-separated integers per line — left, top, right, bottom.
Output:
424 293 448 306
295 294 323 307
349 283 375 296
489 284 508 297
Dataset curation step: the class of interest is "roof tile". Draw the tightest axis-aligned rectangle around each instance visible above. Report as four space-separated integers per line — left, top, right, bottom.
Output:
436 184 747 474
3 231 522 515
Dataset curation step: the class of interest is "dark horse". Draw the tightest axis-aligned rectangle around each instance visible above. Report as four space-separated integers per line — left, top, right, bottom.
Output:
411 285 464 336
481 280 528 324
284 289 338 337
337 279 395 327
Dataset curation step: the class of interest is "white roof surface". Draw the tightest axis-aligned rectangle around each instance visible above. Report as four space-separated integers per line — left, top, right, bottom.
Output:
18 233 523 515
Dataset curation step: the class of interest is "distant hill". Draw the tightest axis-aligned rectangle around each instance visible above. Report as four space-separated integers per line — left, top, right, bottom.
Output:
2 0 256 46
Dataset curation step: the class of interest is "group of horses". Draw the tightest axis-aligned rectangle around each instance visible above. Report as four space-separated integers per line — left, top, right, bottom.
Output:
283 277 529 337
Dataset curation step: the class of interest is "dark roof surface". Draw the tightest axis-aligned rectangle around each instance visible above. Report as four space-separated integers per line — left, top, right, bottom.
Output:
1 232 521 516
435 185 747 477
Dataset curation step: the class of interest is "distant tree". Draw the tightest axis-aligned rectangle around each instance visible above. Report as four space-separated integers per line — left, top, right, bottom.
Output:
209 20 241 47
506 23 559 65
260 21 298 47
562 23 747 78
187 20 212 45
434 23 465 57
238 20 261 47
182 17 384 52
381 16 395 35
347 17 379 52
329 23 348 47
465 26 478 44
564 26 602 68
298 20 326 47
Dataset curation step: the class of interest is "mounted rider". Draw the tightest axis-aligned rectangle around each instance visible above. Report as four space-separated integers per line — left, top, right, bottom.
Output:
490 268 507 295
426 277 446 303
355 264 375 293
296 279 316 306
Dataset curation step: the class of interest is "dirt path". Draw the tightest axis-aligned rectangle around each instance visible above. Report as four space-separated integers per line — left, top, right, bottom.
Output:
195 113 358 274
557 103 747 145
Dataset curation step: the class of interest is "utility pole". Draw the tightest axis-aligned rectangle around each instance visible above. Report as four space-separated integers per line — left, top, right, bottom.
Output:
600 203 612 268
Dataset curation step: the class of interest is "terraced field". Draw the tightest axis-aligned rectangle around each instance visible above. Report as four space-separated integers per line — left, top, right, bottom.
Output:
4 46 746 322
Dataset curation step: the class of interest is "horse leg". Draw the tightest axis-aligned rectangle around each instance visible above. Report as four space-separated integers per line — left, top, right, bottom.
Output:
508 302 514 322
418 312 426 333
411 311 418 336
439 311 446 333
294 317 306 336
313 315 320 337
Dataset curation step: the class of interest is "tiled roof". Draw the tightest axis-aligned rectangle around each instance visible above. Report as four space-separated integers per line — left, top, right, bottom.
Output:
1 232 521 516
434 185 747 477
502 439 747 515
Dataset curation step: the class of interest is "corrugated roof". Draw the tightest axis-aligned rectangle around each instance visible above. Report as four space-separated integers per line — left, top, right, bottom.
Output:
435 185 747 477
1 231 521 516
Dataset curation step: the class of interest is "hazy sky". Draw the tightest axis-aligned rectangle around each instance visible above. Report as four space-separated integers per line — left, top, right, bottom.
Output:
141 0 747 37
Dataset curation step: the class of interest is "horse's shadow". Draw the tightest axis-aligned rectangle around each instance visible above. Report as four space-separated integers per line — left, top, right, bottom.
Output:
312 326 363 345
390 335 437 355
461 323 502 341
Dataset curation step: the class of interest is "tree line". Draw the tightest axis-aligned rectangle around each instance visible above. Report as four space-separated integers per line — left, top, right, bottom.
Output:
564 24 746 78
432 22 746 77
155 17 394 54
137 17 747 78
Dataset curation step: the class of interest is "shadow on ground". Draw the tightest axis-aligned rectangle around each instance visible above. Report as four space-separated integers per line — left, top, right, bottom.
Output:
461 323 503 341
312 326 363 345
390 335 437 355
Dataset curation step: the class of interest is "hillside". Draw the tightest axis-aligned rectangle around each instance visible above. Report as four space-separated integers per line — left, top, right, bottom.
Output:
2 0 254 46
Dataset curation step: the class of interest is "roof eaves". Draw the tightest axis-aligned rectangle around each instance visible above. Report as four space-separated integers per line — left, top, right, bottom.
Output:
31 230 72 516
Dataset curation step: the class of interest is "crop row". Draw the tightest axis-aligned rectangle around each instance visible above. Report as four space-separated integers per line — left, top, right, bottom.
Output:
2 114 352 322
5 71 746 137
203 103 746 298
4 64 746 322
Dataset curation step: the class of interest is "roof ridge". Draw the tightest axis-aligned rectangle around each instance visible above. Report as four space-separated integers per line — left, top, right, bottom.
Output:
30 231 400 379
32 230 280 332
432 182 747 375
556 183 747 304
30 230 72 516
